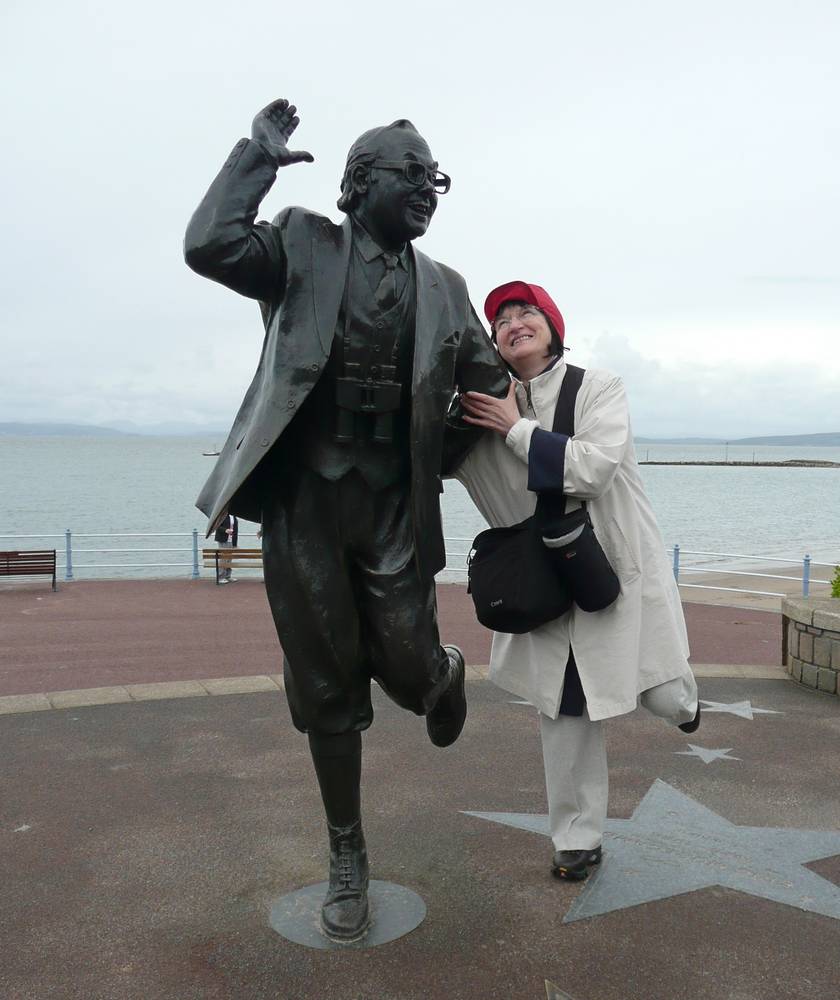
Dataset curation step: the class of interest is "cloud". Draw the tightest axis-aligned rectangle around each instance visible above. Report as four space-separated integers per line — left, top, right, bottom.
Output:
579 332 840 438
744 276 840 285
1 0 838 436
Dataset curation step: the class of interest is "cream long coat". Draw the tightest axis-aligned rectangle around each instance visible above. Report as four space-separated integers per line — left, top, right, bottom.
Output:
452 359 691 721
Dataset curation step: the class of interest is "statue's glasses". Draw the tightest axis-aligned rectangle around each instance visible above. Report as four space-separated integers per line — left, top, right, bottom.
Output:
371 160 451 194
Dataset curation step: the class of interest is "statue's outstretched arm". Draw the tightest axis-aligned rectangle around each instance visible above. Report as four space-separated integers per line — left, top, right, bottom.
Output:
184 98 314 301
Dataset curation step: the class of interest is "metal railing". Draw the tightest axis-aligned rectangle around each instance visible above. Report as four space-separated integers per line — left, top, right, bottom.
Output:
668 547 833 598
1 531 836 598
443 538 835 599
0 530 252 581
0 531 204 580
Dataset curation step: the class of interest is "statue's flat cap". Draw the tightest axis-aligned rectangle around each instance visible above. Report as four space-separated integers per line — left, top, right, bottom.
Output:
344 120 421 168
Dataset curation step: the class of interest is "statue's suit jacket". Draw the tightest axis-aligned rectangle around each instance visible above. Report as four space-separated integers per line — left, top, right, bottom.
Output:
185 138 509 582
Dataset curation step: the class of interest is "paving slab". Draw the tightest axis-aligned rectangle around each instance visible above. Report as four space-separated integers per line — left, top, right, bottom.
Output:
125 680 209 701
1 676 838 1000
201 676 281 696
47 685 133 709
691 663 785 679
0 693 52 715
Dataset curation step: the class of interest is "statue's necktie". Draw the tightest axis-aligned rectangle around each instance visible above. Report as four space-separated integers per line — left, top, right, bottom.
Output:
374 252 399 310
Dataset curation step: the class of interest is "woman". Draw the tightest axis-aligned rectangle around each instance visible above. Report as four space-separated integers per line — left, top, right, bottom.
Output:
453 280 699 881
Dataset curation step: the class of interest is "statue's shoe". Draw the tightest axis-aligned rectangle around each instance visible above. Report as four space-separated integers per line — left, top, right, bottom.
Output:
321 822 370 942
426 644 467 748
551 846 602 881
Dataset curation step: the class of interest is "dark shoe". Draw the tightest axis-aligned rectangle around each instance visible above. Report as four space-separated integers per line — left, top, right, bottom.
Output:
321 822 370 942
426 645 467 748
679 703 701 734
551 845 602 881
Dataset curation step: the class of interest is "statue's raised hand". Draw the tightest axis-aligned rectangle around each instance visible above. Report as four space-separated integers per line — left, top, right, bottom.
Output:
251 98 314 168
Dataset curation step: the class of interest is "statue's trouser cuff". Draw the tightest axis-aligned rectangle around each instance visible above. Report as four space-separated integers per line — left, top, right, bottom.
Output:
262 468 449 735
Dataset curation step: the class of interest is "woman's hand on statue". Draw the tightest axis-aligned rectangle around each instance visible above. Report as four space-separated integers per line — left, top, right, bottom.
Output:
251 98 314 168
461 381 520 436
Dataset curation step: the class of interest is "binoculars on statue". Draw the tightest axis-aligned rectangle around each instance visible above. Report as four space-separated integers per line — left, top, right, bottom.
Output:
335 375 402 445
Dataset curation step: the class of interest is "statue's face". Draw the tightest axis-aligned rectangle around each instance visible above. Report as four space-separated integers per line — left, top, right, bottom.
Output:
355 130 440 247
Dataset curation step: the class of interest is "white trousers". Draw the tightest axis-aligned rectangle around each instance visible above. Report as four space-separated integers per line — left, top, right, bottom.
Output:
539 671 698 852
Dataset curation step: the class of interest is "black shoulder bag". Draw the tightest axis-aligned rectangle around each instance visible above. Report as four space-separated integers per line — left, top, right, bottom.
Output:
466 365 619 634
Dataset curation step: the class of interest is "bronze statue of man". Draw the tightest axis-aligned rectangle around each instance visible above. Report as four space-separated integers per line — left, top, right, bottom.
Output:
184 98 508 941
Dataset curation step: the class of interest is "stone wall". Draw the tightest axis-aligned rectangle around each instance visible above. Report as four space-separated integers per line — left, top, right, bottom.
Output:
782 597 840 696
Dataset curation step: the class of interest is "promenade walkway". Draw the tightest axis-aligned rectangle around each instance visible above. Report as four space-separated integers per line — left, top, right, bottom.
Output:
2 580 838 1000
0 579 782 707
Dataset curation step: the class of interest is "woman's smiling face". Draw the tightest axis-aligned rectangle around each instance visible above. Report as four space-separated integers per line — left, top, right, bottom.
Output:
493 301 555 375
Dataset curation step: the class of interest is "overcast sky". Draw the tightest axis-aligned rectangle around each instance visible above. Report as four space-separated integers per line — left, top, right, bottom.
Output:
2 0 838 437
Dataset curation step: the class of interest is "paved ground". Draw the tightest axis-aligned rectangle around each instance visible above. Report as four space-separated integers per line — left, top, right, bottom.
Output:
2 579 839 1000
0 579 781 703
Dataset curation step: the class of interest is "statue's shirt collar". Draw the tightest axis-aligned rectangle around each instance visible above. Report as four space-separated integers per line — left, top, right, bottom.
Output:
352 221 409 270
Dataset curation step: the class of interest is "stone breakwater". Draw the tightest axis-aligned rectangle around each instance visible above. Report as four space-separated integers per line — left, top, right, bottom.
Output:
640 460 840 467
782 597 840 696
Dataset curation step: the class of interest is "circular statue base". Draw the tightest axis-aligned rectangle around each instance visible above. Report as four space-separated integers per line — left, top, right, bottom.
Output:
269 879 426 950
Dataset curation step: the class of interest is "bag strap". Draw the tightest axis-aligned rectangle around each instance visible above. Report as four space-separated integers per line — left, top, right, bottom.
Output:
535 362 585 523
551 363 584 436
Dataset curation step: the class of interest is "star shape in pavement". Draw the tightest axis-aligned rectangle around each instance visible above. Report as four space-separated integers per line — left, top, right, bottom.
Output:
700 699 782 719
545 982 576 1000
675 744 740 764
464 779 840 923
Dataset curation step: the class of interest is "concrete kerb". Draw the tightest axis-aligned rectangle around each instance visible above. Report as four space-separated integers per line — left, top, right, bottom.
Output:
0 674 285 716
0 663 786 717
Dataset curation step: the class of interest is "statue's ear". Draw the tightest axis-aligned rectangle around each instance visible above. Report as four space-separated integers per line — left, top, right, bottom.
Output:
349 163 370 196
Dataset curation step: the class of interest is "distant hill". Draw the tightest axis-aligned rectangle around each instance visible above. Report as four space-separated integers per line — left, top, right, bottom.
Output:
0 422 131 437
731 432 840 446
0 421 228 437
104 420 230 436
635 432 840 447
5 423 839 445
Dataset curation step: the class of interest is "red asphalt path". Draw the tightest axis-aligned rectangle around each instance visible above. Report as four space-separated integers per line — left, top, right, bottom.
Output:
0 579 781 699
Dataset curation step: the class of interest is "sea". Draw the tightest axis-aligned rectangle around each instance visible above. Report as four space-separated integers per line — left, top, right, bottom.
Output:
1 436 838 580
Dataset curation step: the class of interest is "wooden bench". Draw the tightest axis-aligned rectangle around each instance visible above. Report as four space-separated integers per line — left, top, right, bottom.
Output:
201 547 263 584
0 550 57 590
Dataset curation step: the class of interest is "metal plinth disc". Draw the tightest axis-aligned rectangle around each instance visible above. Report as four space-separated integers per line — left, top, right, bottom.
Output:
269 879 426 950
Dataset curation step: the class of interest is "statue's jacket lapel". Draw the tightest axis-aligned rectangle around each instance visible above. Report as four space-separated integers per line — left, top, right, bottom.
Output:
408 247 459 577
311 216 352 356
199 209 351 528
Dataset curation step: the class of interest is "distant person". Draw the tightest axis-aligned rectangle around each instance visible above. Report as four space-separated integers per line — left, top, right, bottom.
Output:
213 513 238 583
451 280 700 881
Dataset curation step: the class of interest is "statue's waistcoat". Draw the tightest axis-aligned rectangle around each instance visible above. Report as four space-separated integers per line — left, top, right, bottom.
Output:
276 238 417 492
